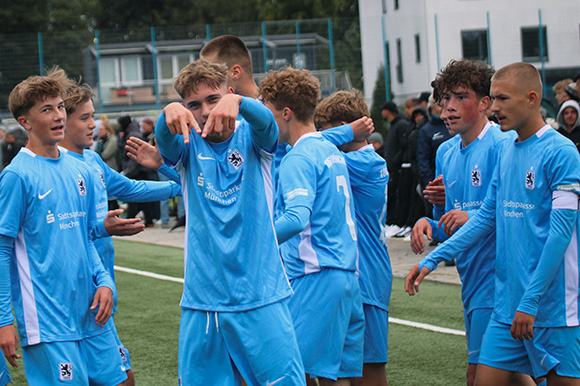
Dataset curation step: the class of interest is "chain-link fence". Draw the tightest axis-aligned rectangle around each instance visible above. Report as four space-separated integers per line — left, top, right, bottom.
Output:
0 18 363 119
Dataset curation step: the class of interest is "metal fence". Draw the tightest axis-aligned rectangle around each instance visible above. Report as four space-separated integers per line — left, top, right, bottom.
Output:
0 18 362 119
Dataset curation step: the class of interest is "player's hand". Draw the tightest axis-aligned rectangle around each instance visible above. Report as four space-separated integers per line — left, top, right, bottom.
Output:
438 210 469 236
410 218 432 254
126 137 163 169
203 94 241 139
0 324 21 367
405 264 431 296
350 116 374 141
510 311 535 341
91 287 114 327
104 209 145 236
163 102 201 144
423 175 446 206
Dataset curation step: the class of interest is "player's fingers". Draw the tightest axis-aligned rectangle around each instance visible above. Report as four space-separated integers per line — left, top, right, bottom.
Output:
119 224 145 236
107 209 124 219
203 115 215 139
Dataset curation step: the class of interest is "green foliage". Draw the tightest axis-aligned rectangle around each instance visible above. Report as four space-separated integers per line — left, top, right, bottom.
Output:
371 64 388 135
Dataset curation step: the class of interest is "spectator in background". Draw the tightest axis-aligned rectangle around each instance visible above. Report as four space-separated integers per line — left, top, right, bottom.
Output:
382 101 412 236
403 97 418 119
417 96 454 216
553 79 573 107
394 106 429 238
96 117 120 171
2 129 23 168
368 132 385 157
118 115 159 227
565 73 580 102
556 100 580 153
141 118 156 145
413 91 431 110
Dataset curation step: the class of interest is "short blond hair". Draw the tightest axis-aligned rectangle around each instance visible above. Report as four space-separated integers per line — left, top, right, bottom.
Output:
553 79 573 94
493 62 543 99
259 67 321 123
174 59 228 99
8 69 65 119
314 89 369 128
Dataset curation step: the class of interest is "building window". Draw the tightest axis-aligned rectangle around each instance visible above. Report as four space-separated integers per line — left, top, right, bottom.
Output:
158 54 194 84
394 0 399 10
521 26 548 62
396 38 403 83
381 0 387 14
461 30 488 63
414 34 421 63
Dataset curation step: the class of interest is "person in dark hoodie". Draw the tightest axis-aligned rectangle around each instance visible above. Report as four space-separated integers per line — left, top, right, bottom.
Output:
556 99 580 153
417 96 454 216
381 101 412 236
118 115 159 227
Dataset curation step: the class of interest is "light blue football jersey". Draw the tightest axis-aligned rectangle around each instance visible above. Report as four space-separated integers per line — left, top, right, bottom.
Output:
155 97 292 312
342 144 391 311
276 132 358 280
0 148 114 346
63 148 180 307
432 134 460 220
427 125 580 327
420 123 515 313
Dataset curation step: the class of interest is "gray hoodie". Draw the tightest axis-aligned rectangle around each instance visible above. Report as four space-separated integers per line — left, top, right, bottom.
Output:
557 100 580 132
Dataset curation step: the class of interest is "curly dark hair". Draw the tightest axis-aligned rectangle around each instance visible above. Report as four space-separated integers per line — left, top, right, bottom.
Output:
431 60 495 102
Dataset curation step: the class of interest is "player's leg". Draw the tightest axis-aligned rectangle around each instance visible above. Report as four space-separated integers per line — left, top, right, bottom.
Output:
83 330 128 386
476 319 534 386
178 309 242 386
353 304 389 386
545 372 580 386
219 300 305 386
109 317 134 386
465 308 493 386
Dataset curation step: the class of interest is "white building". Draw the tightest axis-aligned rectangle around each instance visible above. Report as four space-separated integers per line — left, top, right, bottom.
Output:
359 0 580 106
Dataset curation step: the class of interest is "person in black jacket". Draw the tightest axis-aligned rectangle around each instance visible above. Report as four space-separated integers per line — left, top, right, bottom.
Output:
118 115 160 227
417 98 454 216
381 102 412 236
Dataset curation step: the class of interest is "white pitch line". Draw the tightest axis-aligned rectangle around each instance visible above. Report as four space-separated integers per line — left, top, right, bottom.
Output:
114 265 184 283
389 317 465 336
114 265 465 336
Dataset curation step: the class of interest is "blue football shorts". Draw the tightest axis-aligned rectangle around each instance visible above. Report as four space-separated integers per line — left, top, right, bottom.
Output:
479 318 580 378
362 303 389 364
22 329 127 386
178 299 305 386
288 268 364 380
464 307 493 364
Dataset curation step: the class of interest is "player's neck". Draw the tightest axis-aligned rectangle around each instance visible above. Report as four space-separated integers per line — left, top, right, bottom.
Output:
341 140 368 153
26 139 60 159
59 138 84 155
460 116 488 148
238 81 259 99
288 122 317 147
515 112 546 142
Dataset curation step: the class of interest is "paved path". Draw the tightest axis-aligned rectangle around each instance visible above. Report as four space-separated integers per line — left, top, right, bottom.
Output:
115 222 461 286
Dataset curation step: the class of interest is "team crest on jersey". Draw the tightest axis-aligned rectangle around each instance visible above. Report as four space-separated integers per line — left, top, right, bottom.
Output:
77 176 87 196
471 168 481 187
228 149 244 170
526 169 535 190
98 170 106 188
59 362 73 381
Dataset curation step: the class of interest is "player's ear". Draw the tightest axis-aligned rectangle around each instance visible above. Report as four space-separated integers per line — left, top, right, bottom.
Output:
17 115 32 131
479 96 491 112
230 64 243 80
527 90 539 107
282 107 292 121
227 87 235 95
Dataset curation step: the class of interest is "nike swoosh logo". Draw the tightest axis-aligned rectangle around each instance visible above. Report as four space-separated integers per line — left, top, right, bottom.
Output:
38 189 53 199
267 376 285 386
447 180 457 188
198 153 215 161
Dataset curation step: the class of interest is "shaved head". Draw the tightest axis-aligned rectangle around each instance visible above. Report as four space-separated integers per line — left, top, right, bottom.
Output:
492 62 542 102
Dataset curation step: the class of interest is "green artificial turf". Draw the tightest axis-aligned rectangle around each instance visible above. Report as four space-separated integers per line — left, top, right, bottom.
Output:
9 240 468 385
